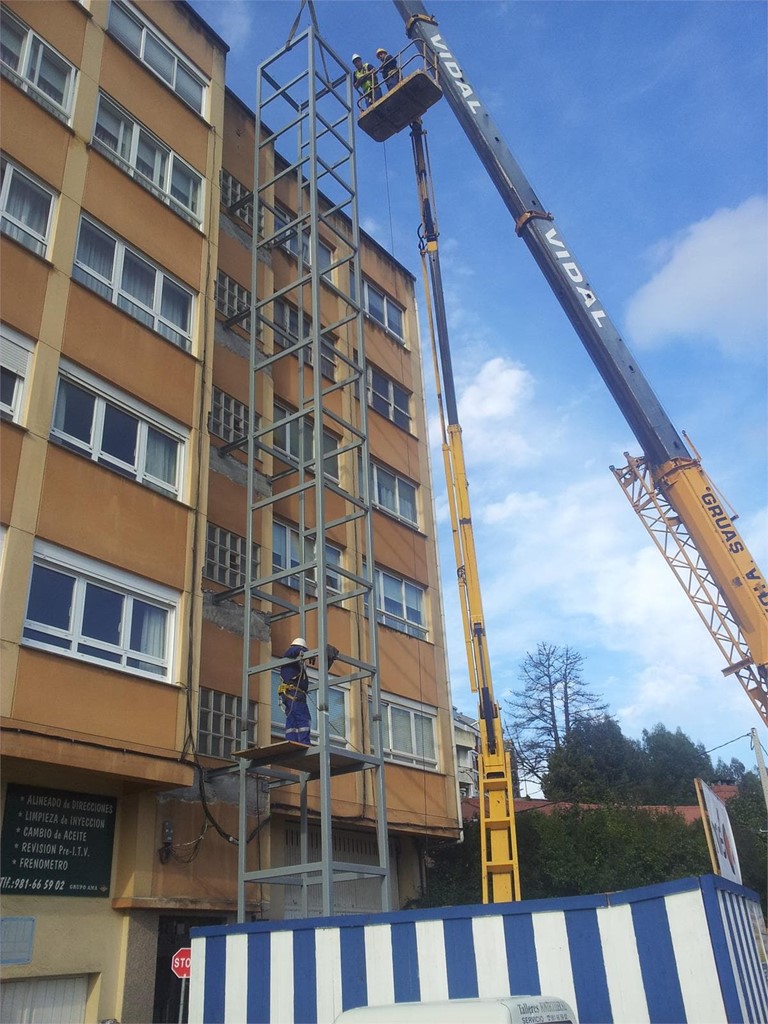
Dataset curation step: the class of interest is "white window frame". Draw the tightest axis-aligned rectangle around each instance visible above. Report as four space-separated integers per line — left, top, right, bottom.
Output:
92 93 203 224
204 523 258 590
371 461 418 527
374 692 438 769
107 0 208 117
371 566 427 639
72 215 195 350
270 668 348 744
198 686 257 760
50 360 187 499
272 402 339 481
0 158 56 258
0 9 77 120
355 276 404 341
22 540 178 682
209 387 249 444
0 326 34 423
216 271 251 334
367 366 411 431
272 519 342 593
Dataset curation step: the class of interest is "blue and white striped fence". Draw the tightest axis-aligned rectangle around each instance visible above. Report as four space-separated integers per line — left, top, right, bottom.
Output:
190 875 767 1023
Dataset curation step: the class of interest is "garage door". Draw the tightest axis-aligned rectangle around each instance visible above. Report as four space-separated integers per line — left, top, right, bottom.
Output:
0 975 87 1024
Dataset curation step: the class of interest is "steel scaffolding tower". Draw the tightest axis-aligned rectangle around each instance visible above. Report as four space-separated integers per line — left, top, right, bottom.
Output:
221 24 390 921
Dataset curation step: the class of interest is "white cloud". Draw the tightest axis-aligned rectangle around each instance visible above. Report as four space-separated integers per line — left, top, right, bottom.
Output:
625 195 768 354
204 0 253 52
455 357 538 466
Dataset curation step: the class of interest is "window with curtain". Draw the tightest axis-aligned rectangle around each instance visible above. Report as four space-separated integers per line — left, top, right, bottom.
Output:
23 543 177 680
371 462 418 526
0 158 55 257
371 695 438 768
51 367 185 497
0 8 76 118
72 216 194 349
359 278 405 340
271 669 348 743
373 567 427 639
107 1 207 116
1 327 33 424
367 366 411 431
92 94 203 222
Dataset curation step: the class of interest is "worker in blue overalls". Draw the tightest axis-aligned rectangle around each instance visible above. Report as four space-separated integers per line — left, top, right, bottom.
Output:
279 637 311 745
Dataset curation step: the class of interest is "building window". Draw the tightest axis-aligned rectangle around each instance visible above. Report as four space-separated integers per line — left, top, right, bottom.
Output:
367 366 411 432
0 9 77 119
72 216 194 350
0 158 55 257
371 462 418 527
271 669 347 743
198 687 257 759
220 169 256 230
216 271 251 333
0 327 33 423
371 567 426 639
272 520 341 593
204 524 258 590
108 0 207 115
353 276 403 340
274 205 332 273
51 365 185 498
373 695 437 768
273 299 336 380
272 403 339 481
209 387 248 444
93 94 203 223
22 542 176 680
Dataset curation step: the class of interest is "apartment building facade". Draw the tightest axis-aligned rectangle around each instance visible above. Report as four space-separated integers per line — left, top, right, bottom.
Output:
0 2 460 1021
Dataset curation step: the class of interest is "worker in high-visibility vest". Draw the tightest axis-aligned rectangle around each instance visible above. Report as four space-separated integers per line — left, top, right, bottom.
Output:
352 54 379 107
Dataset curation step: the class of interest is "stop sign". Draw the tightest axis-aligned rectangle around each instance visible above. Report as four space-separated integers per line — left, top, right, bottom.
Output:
171 947 192 979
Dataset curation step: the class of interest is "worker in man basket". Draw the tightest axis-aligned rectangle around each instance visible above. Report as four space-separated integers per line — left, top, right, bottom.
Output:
279 638 340 745
376 47 400 91
352 53 379 107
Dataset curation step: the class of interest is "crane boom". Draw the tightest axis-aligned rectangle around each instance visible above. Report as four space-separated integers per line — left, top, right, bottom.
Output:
392 1 768 723
410 120 520 903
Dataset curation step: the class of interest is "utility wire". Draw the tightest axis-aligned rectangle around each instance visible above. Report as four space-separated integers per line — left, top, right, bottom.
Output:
705 733 751 755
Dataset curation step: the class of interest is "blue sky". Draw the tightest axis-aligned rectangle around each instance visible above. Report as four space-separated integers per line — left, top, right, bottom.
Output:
190 0 767 783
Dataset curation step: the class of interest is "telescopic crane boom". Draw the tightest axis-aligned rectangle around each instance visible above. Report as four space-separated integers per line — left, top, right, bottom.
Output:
410 119 520 903
391 1 768 725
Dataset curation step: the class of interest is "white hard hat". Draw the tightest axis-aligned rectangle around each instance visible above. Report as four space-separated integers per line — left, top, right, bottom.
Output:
291 637 307 648
351 53 361 61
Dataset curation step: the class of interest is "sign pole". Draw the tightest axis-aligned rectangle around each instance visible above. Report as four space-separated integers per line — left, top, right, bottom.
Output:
178 976 187 1024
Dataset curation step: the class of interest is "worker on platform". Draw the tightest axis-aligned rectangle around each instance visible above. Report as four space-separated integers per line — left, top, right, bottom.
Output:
352 53 379 107
279 637 311 744
279 638 340 745
376 47 400 91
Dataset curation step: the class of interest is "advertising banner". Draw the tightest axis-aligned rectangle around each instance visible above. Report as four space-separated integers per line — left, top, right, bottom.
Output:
696 778 741 884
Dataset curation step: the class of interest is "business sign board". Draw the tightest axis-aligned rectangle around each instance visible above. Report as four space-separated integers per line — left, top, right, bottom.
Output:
695 777 741 884
1 784 117 897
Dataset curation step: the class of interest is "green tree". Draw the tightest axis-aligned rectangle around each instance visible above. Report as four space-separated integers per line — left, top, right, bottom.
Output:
517 804 711 899
639 723 714 805
542 716 644 802
504 643 607 788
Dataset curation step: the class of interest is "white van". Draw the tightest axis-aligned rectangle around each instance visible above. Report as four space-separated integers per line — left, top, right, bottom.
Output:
334 995 577 1023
